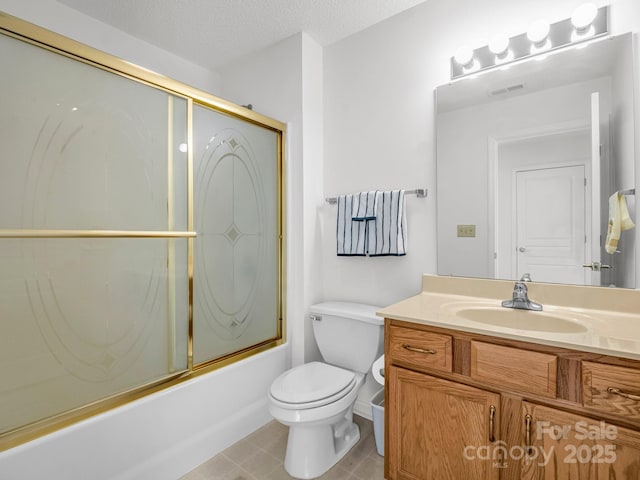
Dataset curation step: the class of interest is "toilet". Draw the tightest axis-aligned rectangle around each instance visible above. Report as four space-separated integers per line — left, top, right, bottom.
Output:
268 302 384 479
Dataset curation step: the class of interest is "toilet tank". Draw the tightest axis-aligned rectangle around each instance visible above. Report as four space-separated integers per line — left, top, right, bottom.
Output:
310 302 384 374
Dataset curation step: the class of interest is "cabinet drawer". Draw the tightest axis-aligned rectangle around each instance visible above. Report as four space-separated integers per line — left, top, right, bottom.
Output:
583 361 640 423
388 326 452 372
470 341 557 398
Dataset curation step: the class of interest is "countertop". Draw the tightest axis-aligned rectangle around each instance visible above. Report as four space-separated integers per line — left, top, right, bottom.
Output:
378 275 640 361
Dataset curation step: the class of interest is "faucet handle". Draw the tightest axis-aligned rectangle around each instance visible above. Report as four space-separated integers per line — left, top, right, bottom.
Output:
520 273 532 282
503 280 543 311
513 282 528 298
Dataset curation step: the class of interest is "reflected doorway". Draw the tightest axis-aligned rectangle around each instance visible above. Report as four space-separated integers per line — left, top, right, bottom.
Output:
514 164 588 285
492 127 599 285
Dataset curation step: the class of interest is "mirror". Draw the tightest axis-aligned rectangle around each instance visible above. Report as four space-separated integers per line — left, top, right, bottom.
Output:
436 33 636 288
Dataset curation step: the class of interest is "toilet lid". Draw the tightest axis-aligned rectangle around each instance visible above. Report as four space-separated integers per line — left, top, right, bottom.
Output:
270 362 356 405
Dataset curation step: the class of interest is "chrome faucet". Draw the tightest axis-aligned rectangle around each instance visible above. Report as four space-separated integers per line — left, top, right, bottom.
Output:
501 281 542 311
520 273 532 282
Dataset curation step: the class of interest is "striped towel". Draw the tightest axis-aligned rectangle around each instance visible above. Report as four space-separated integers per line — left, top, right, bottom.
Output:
351 191 379 221
336 194 368 256
368 190 407 256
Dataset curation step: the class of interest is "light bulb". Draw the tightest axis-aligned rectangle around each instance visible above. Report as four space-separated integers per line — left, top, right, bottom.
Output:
527 19 551 54
489 34 513 63
571 3 598 31
527 19 550 45
571 2 598 42
489 35 509 56
454 45 474 68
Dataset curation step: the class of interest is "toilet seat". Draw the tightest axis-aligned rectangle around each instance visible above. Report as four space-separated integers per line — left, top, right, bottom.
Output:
269 362 356 409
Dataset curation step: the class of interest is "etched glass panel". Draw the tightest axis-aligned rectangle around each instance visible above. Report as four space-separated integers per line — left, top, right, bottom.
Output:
0 238 188 434
0 20 282 443
0 33 188 231
192 105 279 364
0 29 190 436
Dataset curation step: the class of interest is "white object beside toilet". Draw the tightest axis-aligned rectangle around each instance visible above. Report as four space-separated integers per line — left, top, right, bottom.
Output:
268 302 384 479
372 354 385 386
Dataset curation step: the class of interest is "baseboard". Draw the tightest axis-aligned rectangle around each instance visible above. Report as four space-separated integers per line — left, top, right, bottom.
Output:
354 397 373 421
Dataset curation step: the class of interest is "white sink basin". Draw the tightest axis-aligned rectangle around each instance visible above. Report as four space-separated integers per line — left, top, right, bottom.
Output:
449 306 588 333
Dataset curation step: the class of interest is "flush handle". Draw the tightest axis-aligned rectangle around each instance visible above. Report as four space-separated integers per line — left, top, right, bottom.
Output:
310 314 322 322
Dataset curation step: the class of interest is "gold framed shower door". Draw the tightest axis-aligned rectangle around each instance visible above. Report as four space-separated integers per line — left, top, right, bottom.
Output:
0 11 286 450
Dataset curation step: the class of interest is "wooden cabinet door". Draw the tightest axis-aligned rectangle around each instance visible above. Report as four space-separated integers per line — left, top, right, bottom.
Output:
521 402 640 480
387 366 501 480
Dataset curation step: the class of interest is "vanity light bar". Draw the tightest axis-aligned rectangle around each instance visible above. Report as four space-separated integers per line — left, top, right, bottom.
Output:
450 5 608 80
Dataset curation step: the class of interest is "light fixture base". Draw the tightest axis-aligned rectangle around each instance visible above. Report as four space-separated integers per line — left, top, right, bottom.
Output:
450 5 608 80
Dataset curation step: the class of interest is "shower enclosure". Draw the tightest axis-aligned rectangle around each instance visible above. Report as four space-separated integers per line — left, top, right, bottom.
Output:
0 12 284 449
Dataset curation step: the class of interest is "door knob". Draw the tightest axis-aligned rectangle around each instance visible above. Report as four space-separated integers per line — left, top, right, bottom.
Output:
518 247 526 253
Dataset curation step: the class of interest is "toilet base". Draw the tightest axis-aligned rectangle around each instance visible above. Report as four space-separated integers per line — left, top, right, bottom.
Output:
283 409 360 479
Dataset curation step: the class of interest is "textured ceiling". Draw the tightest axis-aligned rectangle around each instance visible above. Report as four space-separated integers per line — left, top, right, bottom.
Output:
56 0 428 71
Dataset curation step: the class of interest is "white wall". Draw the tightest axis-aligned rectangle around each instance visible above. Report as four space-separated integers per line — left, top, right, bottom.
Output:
323 0 640 305
0 0 220 93
323 8 438 307
0 2 289 479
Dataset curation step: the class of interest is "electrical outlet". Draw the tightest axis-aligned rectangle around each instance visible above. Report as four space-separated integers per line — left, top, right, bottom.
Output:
457 224 476 237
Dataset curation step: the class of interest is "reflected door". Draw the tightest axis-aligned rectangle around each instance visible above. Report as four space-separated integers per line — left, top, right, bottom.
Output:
515 165 587 284
590 92 603 286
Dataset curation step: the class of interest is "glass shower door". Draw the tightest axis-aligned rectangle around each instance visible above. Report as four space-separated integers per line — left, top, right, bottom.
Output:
192 104 281 366
0 31 191 435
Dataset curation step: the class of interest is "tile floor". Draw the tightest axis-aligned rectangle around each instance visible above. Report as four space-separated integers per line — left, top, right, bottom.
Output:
180 415 384 480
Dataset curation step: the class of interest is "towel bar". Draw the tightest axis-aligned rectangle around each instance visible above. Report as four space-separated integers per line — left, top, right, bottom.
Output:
325 188 427 205
620 188 636 196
